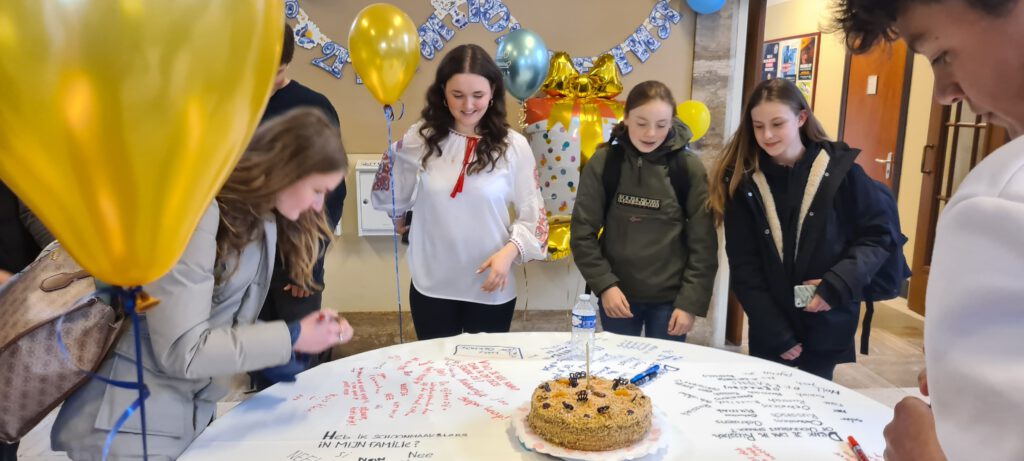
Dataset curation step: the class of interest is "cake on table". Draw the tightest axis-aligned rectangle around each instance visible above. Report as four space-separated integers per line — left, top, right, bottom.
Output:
526 373 652 451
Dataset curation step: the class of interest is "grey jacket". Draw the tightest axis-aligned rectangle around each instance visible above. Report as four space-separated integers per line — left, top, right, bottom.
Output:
570 121 718 316
51 202 293 460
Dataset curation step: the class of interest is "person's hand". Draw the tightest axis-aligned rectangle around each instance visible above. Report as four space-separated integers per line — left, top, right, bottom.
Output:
336 316 354 345
600 286 632 318
394 214 410 235
802 279 832 313
477 243 518 292
883 397 947 461
780 343 803 361
0 270 12 286
918 368 929 396
284 284 312 298
294 310 343 354
668 309 695 336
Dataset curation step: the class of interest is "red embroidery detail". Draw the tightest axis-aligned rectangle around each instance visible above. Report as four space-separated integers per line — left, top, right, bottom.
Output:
536 206 549 241
450 137 479 198
372 150 392 192
533 167 549 241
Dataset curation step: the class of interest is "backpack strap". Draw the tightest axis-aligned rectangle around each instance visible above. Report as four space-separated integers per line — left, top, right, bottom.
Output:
860 300 874 355
667 150 691 214
602 142 625 215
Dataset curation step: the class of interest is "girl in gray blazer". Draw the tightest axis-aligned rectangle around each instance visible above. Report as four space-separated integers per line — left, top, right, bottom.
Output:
51 108 353 460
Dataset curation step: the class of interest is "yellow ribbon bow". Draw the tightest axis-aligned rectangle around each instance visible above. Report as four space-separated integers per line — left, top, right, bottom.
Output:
541 53 623 99
536 53 625 171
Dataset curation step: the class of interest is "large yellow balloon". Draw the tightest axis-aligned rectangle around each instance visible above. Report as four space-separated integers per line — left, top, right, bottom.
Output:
677 100 712 142
349 3 420 106
0 1 283 286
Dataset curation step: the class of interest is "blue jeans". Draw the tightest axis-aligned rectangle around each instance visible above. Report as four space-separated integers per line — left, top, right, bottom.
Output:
598 300 687 342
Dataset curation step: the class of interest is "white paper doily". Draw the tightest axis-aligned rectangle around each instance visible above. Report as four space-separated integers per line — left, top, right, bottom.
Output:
512 404 670 461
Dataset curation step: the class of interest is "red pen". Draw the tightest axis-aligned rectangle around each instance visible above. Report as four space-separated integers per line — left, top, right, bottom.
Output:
847 435 869 461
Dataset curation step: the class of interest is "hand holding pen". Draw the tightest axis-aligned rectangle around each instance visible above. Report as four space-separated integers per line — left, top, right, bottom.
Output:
847 436 869 461
294 310 354 354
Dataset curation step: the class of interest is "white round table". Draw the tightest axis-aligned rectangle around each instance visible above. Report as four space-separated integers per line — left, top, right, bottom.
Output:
180 332 890 460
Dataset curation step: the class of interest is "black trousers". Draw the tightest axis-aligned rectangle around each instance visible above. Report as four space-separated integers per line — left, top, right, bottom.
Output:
765 352 839 381
0 442 16 461
409 283 516 341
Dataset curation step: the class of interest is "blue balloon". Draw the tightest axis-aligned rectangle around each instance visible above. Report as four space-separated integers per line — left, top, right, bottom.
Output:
495 29 549 102
687 0 725 15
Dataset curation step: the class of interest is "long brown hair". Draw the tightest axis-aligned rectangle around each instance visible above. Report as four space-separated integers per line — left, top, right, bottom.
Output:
708 78 830 223
215 108 347 289
607 80 678 143
419 43 510 174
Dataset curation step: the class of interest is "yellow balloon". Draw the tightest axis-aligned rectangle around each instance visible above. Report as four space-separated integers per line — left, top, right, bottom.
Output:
676 100 712 142
0 1 283 286
349 4 420 106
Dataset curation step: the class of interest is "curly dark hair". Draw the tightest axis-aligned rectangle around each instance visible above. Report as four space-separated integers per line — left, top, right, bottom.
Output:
829 0 1017 54
419 43 510 174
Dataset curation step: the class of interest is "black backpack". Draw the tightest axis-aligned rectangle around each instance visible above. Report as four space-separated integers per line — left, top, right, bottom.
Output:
601 141 690 214
859 180 912 354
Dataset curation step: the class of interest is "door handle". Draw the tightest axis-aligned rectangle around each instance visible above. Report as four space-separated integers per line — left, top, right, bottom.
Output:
920 143 935 174
873 152 893 179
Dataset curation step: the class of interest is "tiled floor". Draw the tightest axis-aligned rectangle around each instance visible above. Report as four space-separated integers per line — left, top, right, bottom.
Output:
15 299 924 459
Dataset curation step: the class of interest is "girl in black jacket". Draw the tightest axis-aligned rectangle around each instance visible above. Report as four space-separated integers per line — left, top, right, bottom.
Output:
708 78 891 380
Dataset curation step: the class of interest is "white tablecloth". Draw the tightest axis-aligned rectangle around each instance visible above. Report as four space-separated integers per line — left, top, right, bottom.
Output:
180 332 889 460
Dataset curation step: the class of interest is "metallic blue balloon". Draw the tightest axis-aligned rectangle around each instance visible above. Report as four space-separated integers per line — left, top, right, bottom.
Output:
687 0 725 14
495 29 549 102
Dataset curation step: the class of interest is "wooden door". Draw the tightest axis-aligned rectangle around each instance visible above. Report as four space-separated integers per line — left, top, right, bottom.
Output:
839 41 912 191
907 102 1009 314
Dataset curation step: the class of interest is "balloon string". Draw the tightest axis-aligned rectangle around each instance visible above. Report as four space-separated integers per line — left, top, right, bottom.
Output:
384 104 404 344
56 286 151 461
123 287 149 461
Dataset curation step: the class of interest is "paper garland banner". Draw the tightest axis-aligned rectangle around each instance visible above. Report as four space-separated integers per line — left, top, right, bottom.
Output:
285 0 683 80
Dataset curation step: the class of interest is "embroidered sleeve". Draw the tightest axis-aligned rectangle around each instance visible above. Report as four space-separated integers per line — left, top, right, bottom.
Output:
371 123 424 218
507 133 549 263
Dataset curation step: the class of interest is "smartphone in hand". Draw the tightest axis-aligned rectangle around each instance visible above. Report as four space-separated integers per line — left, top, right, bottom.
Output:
793 284 817 308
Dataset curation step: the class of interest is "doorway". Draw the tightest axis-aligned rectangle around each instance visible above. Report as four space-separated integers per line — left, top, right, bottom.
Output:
906 102 1009 314
838 41 913 191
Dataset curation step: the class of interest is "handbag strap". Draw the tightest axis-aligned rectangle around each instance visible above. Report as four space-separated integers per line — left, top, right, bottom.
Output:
40 270 91 292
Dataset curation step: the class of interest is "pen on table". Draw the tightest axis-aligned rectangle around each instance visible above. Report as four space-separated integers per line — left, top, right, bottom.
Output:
847 435 869 461
629 364 661 386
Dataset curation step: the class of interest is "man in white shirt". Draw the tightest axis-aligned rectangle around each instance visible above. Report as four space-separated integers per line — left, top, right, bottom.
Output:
831 1 1024 460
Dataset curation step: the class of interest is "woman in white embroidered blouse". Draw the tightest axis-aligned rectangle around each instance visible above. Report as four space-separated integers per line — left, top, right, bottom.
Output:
371 44 548 340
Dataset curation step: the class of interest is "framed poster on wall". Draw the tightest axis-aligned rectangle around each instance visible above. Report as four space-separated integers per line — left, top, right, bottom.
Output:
762 32 820 109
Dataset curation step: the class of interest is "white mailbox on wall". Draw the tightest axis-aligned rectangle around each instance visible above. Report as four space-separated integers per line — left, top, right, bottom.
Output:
354 159 396 236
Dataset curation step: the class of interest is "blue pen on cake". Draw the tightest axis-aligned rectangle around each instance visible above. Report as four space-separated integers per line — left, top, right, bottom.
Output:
629 364 661 386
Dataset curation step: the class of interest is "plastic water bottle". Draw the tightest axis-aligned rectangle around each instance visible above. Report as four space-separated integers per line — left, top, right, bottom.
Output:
570 294 596 361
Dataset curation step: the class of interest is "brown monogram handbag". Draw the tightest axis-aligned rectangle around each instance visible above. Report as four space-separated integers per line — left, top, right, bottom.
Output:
0 244 125 443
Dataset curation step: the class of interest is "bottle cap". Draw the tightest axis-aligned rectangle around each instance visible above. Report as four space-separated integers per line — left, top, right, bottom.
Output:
578 294 591 301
